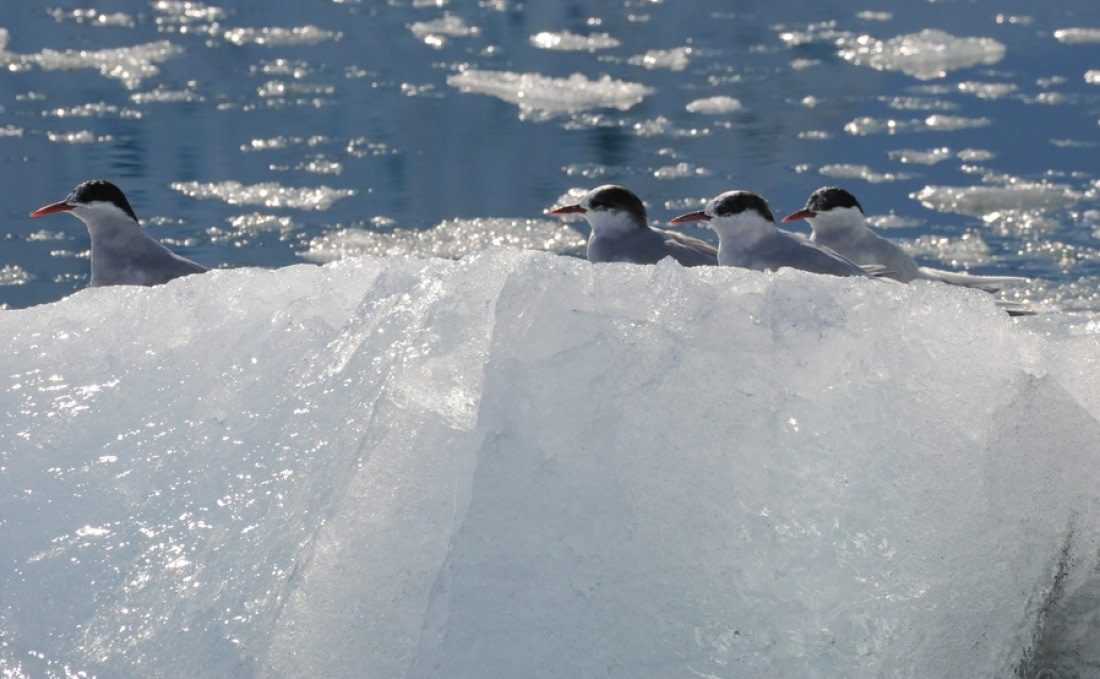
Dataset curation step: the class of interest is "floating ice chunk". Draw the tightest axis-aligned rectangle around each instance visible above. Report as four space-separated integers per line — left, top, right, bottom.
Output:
224 213 297 234
777 21 852 47
47 130 111 144
301 218 586 263
46 8 135 27
925 114 993 130
907 230 994 267
818 163 912 183
153 0 226 24
996 14 1034 27
242 135 328 151
888 147 953 165
0 264 32 286
957 148 995 162
1053 28 1100 44
223 26 341 47
844 115 990 135
44 102 143 118
19 41 183 90
75 524 112 538
269 156 343 175
257 80 335 98
253 58 313 78
652 163 708 180
1086 71 1100 85
912 183 1082 216
131 87 204 104
957 81 1017 99
409 15 478 47
561 163 612 180
170 181 356 210
685 96 743 114
446 70 653 120
628 46 693 71
881 95 958 111
633 116 672 136
838 29 1006 80
844 117 915 134
530 31 619 51
866 213 922 230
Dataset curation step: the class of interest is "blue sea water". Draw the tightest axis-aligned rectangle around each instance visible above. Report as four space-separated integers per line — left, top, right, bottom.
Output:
0 0 1099 311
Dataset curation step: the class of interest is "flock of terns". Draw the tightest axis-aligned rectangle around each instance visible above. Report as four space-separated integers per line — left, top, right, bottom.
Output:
30 179 1026 304
550 184 1026 293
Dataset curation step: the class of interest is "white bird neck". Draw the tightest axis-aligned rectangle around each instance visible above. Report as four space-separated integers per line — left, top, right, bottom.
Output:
809 206 867 238
710 212 776 250
584 208 646 239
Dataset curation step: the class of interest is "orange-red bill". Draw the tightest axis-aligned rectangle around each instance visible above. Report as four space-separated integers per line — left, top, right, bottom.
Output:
780 209 815 223
668 210 709 225
30 201 74 218
549 204 586 215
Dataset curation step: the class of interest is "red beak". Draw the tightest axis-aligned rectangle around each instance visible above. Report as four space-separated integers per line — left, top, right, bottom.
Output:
668 210 710 224
780 209 815 224
30 200 75 218
549 204 586 215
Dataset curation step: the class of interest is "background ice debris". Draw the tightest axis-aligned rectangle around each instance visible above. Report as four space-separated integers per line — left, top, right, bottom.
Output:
627 46 694 71
844 114 992 135
409 16 480 47
446 70 653 120
1053 27 1100 43
529 30 620 51
6 41 183 90
685 95 744 114
222 25 342 47
913 183 1082 216
838 29 1007 80
3 249 1100 678
170 180 356 210
301 217 586 263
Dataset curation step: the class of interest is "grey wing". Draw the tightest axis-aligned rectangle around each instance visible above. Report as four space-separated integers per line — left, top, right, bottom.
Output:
137 243 208 285
757 235 869 277
661 230 718 267
813 228 922 282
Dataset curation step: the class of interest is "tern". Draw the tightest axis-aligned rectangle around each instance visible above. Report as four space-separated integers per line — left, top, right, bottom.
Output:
669 189 872 277
550 184 717 266
782 186 1026 291
31 179 208 287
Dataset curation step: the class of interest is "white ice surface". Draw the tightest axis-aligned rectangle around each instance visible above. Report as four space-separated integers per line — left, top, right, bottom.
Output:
2 249 1100 678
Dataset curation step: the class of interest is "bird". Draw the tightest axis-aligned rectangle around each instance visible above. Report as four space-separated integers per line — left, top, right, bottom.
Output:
668 190 873 277
30 179 208 287
781 186 1026 291
549 184 717 266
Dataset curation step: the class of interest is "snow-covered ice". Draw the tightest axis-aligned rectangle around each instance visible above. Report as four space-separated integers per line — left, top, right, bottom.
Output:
2 249 1100 677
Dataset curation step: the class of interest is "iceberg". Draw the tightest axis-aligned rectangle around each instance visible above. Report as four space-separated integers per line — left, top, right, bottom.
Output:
2 248 1099 677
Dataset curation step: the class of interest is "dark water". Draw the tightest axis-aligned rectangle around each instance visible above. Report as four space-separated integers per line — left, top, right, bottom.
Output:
1 0 1099 310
